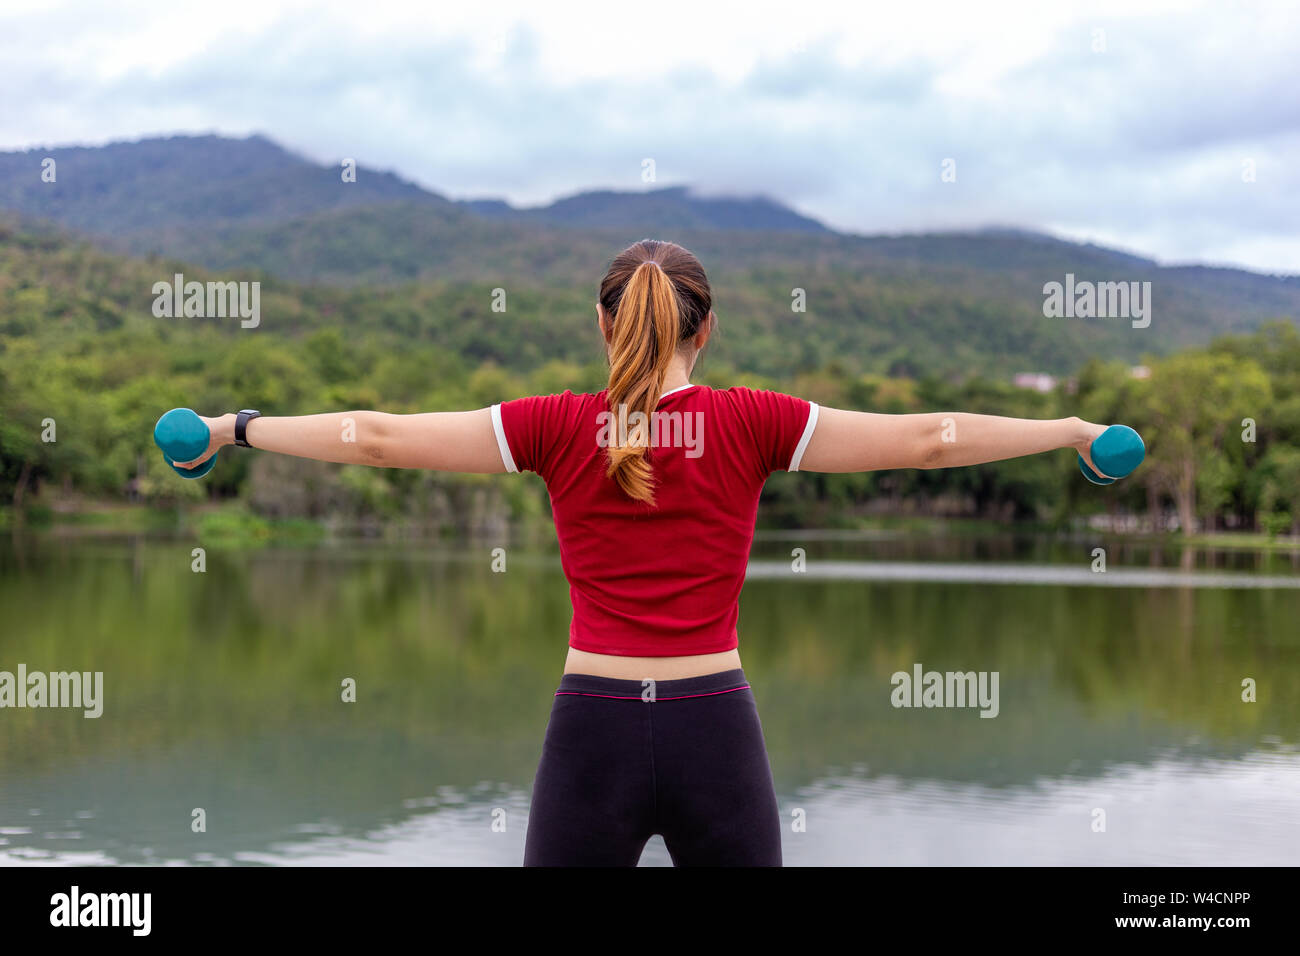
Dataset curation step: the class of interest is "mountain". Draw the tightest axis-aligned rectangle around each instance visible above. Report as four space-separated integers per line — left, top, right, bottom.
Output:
0 133 1297 374
0 134 453 237
0 134 827 246
467 185 831 234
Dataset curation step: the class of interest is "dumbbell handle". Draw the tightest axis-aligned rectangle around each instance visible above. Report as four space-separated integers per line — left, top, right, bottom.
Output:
1079 424 1145 485
154 408 217 479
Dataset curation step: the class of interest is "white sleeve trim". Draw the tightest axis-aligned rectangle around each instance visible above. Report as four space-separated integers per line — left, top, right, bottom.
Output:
787 402 820 472
490 403 518 473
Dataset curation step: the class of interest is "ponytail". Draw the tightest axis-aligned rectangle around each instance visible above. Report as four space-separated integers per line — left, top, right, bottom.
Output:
605 261 679 503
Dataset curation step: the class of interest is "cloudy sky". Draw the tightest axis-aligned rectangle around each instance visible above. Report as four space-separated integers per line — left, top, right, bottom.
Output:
2 0 1296 271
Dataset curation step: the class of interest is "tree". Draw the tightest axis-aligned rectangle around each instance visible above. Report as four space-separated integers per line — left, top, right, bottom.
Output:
1142 352 1272 534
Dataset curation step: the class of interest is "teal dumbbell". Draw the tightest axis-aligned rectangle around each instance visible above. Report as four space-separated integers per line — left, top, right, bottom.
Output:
1078 424 1145 485
154 408 216 479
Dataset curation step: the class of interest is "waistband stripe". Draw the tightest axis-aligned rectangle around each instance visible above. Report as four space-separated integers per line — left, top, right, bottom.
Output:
554 667 749 700
555 684 750 702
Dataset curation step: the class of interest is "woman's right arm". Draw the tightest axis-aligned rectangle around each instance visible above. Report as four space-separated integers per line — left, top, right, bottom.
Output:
799 407 1113 476
173 408 508 474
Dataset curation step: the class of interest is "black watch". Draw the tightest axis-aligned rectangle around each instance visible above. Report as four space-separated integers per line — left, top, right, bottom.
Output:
234 409 262 448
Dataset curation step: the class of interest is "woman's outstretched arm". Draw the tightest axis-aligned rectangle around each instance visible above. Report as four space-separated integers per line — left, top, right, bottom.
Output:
172 409 508 473
799 408 1112 476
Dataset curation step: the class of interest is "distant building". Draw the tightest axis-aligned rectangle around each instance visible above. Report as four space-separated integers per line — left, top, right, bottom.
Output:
1013 372 1057 392
1130 365 1152 379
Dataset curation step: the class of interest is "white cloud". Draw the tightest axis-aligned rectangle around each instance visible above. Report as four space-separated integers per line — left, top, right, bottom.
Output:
0 0 1296 270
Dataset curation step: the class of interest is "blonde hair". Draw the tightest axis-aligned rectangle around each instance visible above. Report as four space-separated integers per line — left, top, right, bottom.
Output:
598 241 712 504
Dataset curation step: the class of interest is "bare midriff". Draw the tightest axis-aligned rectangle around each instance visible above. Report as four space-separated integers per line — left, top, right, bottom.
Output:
563 646 743 680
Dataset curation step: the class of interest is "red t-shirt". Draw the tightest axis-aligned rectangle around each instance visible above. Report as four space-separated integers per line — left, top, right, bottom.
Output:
493 384 819 656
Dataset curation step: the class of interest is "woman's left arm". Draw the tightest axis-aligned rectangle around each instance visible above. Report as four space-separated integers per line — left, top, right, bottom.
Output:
172 408 508 473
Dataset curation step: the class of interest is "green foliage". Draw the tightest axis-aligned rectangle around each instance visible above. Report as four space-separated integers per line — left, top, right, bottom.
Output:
0 223 1296 531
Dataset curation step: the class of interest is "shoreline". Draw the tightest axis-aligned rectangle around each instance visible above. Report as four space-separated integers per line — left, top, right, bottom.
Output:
3 499 1298 552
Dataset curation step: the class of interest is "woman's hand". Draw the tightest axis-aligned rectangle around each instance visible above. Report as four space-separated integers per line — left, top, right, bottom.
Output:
1072 418 1114 479
171 413 235 470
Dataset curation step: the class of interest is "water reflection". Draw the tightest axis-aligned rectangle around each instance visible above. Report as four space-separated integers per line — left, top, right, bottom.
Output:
747 560 1300 587
6 752 1295 866
782 748 1300 866
2 533 1297 866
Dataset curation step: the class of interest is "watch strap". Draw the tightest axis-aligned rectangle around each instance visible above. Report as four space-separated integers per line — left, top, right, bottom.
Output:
235 409 261 448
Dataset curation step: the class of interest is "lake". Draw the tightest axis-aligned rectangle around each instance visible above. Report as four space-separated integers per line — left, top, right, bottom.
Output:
2 528 1298 866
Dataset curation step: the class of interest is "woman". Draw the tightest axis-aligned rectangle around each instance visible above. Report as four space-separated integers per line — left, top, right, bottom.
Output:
175 239 1117 866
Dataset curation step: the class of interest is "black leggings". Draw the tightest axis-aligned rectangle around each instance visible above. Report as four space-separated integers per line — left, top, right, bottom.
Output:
523 668 783 866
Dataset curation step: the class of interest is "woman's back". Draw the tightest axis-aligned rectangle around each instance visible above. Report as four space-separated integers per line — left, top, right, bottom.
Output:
494 384 818 656
157 235 1125 866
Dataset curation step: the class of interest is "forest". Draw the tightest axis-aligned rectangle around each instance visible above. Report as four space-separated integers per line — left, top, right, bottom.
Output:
2 217 1297 538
